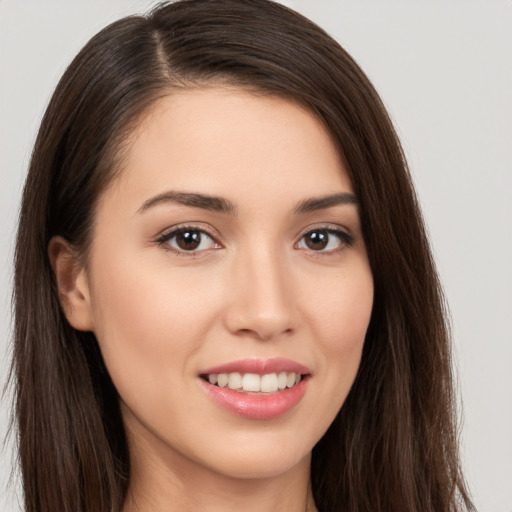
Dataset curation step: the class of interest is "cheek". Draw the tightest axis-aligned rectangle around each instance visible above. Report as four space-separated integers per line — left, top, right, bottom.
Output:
306 262 373 350
87 250 219 402
303 262 373 407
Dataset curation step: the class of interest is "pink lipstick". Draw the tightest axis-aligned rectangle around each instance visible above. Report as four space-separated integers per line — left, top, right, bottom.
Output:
201 357 310 376
198 358 310 420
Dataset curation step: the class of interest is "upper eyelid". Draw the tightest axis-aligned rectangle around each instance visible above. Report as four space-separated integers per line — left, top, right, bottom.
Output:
154 222 354 245
296 222 353 238
296 224 356 249
155 225 222 256
156 223 221 243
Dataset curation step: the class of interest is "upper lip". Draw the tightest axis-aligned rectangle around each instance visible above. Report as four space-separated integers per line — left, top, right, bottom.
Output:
200 357 311 376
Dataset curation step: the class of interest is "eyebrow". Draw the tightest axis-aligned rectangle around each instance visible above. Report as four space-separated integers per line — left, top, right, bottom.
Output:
137 190 358 215
294 193 359 213
137 191 237 214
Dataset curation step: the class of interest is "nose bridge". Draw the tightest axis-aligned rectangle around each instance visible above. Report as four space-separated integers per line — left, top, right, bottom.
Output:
225 237 295 340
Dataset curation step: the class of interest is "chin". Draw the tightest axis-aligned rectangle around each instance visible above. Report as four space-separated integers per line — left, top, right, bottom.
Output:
190 428 315 481
208 448 311 481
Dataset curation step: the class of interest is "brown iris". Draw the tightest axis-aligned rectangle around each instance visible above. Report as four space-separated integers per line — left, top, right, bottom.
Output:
175 230 202 251
304 230 329 250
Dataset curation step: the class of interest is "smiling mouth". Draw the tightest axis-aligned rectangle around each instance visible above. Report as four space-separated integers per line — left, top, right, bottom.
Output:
201 372 306 394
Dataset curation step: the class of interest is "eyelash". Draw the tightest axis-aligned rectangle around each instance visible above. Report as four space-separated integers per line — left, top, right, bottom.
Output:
298 226 355 255
155 224 220 256
155 224 355 256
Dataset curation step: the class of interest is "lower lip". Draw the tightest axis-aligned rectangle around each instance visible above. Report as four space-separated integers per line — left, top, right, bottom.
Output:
199 378 308 420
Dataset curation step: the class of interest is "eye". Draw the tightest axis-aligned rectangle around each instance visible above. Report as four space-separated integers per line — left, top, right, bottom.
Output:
157 227 220 253
297 228 354 252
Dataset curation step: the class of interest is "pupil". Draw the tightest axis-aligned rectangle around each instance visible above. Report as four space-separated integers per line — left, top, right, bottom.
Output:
177 231 201 250
306 231 328 250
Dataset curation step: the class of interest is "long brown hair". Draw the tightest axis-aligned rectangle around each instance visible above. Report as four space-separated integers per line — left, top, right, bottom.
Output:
12 1 475 511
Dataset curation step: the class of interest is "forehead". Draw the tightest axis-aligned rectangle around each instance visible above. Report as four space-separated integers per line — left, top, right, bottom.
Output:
104 87 353 212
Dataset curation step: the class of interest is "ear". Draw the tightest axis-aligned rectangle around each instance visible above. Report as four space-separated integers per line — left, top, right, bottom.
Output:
48 236 94 331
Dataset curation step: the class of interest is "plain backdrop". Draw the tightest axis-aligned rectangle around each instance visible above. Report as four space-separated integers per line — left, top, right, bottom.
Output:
1 1 511 511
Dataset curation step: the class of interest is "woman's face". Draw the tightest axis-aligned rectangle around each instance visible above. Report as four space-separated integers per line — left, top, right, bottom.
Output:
81 89 373 483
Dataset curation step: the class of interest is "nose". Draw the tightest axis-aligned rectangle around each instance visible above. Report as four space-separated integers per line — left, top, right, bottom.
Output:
223 244 297 341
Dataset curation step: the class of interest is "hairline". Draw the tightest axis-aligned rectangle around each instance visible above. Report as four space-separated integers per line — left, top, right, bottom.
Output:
80 79 352 267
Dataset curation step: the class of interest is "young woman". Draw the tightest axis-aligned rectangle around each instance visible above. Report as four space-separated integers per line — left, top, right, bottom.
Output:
12 1 475 511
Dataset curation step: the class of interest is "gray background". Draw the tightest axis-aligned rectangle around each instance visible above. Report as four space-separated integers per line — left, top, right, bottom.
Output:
1 1 511 511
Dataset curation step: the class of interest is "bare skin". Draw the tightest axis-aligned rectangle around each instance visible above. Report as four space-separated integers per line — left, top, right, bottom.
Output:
50 88 373 512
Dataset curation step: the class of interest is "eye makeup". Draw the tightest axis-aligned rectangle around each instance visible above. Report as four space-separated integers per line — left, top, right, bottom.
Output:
153 221 355 258
154 224 222 256
295 225 355 254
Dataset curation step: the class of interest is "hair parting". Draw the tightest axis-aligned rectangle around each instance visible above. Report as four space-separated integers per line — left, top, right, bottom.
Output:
12 1 475 511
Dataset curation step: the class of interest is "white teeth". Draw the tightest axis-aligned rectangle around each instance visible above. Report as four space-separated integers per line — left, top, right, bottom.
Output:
242 373 261 392
277 372 288 390
217 373 228 388
228 372 242 390
261 373 279 393
206 371 304 393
